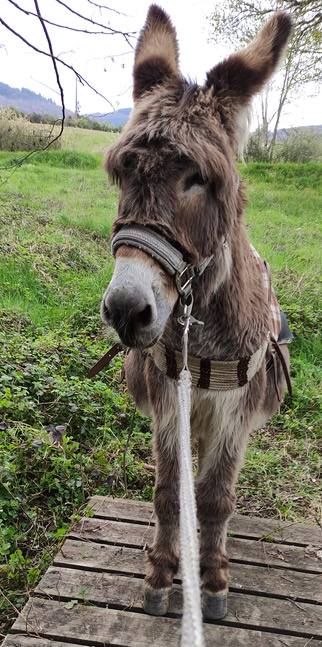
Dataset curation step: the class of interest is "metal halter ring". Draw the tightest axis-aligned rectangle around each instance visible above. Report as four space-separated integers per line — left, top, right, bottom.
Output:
175 265 197 298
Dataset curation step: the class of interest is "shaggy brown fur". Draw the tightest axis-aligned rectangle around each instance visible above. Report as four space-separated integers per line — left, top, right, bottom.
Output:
101 4 292 618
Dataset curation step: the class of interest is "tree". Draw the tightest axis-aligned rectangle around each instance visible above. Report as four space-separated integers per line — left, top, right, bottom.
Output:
0 0 135 163
209 0 322 160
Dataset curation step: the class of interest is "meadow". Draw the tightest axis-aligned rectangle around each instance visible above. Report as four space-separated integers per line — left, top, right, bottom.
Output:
0 129 321 636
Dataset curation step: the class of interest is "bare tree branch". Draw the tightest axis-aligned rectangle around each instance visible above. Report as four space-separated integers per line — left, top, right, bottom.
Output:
0 17 114 109
7 0 133 37
0 0 136 171
33 0 64 148
54 0 135 46
86 0 128 16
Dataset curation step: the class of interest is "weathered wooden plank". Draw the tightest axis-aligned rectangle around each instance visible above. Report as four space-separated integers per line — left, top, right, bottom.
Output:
35 567 322 639
69 517 322 572
87 496 322 546
54 538 322 603
3 639 89 647
10 599 322 646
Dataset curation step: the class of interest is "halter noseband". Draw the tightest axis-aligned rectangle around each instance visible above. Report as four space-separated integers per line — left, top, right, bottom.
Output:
111 224 213 304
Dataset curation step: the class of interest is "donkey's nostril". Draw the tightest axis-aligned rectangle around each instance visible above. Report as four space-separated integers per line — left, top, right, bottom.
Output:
135 304 153 328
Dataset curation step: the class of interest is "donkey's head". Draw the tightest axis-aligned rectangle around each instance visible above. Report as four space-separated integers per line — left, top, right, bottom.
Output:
101 5 291 349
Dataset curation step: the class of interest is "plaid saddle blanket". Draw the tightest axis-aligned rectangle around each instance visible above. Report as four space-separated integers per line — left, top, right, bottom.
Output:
251 245 282 341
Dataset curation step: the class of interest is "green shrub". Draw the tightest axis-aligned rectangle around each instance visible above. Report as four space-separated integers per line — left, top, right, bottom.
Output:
29 112 59 125
274 128 322 163
245 129 270 162
0 107 62 152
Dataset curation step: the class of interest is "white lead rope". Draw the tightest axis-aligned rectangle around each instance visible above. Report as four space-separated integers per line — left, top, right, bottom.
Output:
178 310 205 647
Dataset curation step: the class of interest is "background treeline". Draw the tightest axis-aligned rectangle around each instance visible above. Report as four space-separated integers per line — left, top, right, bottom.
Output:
1 105 322 161
0 106 122 152
246 127 322 164
29 111 122 132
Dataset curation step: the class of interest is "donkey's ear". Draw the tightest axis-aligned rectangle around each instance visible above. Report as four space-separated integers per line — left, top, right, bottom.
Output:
133 5 180 101
206 12 292 128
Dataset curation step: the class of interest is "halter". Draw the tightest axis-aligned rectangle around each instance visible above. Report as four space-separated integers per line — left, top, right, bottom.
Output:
112 224 214 307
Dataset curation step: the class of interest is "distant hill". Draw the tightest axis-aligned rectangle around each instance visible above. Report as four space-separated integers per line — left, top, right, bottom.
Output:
0 81 132 127
89 108 132 127
275 125 322 140
1 82 320 134
0 81 72 117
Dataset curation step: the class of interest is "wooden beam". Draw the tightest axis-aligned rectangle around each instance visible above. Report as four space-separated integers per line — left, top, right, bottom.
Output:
8 599 322 646
68 517 322 573
35 567 322 639
87 496 322 546
54 538 322 603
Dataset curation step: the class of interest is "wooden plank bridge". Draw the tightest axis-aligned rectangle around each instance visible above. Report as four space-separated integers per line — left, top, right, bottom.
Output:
3 496 322 647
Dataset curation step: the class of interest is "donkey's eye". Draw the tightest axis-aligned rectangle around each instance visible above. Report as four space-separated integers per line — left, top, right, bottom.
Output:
184 172 206 191
122 155 136 171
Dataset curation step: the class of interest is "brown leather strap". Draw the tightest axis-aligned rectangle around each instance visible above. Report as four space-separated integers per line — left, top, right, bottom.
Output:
87 342 123 378
271 351 281 402
271 338 293 397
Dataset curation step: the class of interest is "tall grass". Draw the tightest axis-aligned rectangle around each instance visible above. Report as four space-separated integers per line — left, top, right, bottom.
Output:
0 107 62 152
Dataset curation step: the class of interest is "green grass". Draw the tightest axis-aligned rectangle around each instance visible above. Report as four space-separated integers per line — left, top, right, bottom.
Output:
0 154 119 327
61 127 118 154
0 132 321 635
237 163 322 521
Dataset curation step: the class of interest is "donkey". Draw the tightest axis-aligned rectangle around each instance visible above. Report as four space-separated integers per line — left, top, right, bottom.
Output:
100 5 292 620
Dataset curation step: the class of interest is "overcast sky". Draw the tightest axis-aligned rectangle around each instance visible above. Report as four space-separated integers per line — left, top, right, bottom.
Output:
1 0 321 129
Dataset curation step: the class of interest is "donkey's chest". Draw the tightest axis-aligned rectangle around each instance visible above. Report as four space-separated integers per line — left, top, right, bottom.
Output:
189 381 258 442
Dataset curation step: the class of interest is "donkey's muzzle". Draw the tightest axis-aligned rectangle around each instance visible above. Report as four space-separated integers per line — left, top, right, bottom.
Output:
101 285 157 348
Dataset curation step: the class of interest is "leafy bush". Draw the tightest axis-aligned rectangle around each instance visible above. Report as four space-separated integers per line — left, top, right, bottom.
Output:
0 322 153 632
273 128 322 163
65 114 122 132
245 127 322 164
0 107 62 151
29 112 59 125
245 129 270 162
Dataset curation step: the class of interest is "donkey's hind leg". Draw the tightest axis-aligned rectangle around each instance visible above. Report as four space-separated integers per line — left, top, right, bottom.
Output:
144 416 180 616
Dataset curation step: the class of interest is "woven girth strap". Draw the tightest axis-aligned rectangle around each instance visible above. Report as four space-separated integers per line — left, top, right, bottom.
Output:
149 339 269 390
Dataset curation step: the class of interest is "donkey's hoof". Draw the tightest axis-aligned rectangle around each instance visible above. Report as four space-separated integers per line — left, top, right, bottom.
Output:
143 589 169 616
203 592 227 620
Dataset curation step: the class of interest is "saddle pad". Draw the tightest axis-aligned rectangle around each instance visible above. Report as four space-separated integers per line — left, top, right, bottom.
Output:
251 245 281 340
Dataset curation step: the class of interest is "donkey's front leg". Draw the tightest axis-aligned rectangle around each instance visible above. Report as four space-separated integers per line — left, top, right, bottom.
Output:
196 432 248 620
144 421 180 616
